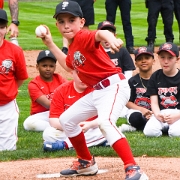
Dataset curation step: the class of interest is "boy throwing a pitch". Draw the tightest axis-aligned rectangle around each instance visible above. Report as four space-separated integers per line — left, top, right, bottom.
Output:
38 1 149 179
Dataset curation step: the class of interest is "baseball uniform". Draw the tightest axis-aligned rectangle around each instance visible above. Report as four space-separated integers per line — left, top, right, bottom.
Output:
126 74 151 130
144 69 180 137
23 73 67 131
60 29 129 146
0 39 28 151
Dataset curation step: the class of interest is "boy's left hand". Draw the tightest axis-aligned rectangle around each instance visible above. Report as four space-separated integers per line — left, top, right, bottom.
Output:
110 38 123 54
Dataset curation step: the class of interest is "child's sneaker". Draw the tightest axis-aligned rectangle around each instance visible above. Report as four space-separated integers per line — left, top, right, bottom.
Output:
43 140 67 151
125 164 149 180
60 156 98 177
119 124 136 133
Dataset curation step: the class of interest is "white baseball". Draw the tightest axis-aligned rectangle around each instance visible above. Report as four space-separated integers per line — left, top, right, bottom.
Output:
35 25 47 37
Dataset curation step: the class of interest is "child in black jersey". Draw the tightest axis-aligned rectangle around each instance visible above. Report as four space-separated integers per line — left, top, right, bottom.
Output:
120 46 154 132
144 42 180 137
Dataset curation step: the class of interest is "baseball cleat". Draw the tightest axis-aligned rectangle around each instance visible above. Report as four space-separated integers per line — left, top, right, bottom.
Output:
125 165 149 180
60 156 98 177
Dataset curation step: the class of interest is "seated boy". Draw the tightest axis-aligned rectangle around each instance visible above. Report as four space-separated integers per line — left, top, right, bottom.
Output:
144 42 180 137
43 70 107 151
119 46 154 132
23 50 67 131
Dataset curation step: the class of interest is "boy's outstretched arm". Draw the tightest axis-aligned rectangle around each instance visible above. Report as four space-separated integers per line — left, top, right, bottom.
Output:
95 30 123 53
38 25 72 72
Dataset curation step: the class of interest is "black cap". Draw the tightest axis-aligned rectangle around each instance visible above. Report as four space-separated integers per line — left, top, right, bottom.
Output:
134 46 154 60
37 50 57 63
53 1 83 19
157 42 179 57
0 9 8 22
97 21 116 32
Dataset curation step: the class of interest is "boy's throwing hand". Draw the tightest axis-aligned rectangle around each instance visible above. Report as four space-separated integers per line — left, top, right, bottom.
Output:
110 38 124 54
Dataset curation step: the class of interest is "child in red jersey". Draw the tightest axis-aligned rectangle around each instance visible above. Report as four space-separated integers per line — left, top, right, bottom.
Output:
0 9 28 151
23 50 67 131
43 70 107 151
38 1 149 179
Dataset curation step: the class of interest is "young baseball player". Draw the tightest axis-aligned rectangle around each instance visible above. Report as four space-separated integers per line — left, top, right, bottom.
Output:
43 70 107 151
23 50 67 132
120 47 154 133
0 9 28 151
38 1 149 179
143 42 180 137
97 20 135 81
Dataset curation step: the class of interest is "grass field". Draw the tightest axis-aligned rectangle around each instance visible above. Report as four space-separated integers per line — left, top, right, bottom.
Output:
3 0 180 49
0 0 180 161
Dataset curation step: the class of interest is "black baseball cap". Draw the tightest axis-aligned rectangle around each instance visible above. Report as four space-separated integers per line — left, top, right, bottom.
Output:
53 1 83 19
97 21 116 32
37 50 57 63
134 46 154 60
0 9 8 22
157 42 179 57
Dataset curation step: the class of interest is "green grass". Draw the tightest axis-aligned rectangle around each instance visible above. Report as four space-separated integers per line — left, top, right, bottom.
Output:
1 79 180 161
3 0 180 49
1 0 180 161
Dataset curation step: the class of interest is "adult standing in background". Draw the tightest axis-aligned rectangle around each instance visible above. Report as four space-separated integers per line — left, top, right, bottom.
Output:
69 0 95 30
0 0 19 42
105 0 135 54
145 0 174 52
173 0 180 43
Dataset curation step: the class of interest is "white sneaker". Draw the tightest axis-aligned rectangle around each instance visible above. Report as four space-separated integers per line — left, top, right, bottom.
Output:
119 124 136 133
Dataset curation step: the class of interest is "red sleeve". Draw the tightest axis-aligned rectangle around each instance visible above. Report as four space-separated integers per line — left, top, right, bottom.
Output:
0 0 4 8
49 85 65 118
28 80 44 102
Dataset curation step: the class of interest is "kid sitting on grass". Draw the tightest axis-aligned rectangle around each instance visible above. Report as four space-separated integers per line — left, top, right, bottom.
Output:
119 46 154 133
144 42 180 137
23 50 67 131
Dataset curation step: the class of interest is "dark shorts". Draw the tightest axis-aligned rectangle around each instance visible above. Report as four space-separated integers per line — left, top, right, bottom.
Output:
71 0 95 26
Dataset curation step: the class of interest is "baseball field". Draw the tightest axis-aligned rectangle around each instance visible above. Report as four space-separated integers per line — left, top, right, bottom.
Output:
1 0 180 179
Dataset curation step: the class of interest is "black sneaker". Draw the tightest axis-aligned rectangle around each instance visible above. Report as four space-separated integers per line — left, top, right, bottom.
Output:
147 40 154 53
127 47 135 54
60 156 98 177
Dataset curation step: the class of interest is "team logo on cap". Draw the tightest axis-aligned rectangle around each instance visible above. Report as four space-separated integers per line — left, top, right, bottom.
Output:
45 50 50 56
138 47 147 53
62 1 69 9
102 21 111 26
161 43 172 50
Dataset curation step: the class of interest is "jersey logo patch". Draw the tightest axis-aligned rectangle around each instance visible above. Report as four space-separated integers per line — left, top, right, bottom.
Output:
0 59 13 74
158 87 178 108
68 95 75 98
73 51 86 68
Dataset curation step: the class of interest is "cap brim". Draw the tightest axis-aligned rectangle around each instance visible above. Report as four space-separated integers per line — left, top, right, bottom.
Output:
37 57 57 63
157 50 176 57
135 52 154 60
53 11 81 19
0 18 8 22
98 25 116 31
